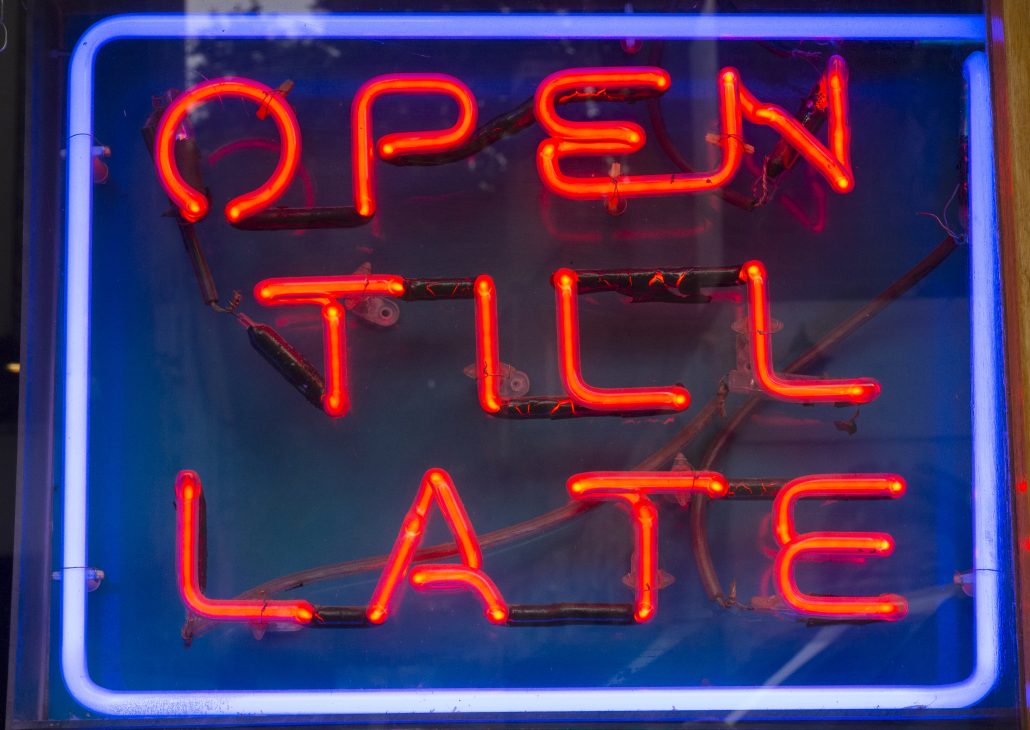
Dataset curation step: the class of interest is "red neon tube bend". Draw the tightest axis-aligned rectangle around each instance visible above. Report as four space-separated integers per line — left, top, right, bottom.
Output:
352 74 477 217
366 469 489 624
174 471 315 624
566 471 728 622
771 473 908 621
568 471 728 499
553 269 690 412
741 261 880 404
253 274 406 417
154 78 302 223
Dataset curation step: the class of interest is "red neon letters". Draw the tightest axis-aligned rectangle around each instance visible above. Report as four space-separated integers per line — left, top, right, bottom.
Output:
567 472 727 622
535 67 745 201
352 74 477 217
473 275 506 413
772 474 908 621
254 275 406 416
741 260 881 404
162 58 909 634
553 269 691 412
367 468 505 624
739 55 854 193
409 566 509 624
250 264 880 417
534 57 852 203
154 78 302 223
174 470 908 627
174 471 315 624
154 60 854 221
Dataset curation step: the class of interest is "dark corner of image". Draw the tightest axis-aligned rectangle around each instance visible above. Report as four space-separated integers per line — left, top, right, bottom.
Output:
0 0 25 720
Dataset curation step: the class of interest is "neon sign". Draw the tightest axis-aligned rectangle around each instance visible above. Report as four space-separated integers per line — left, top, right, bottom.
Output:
175 467 906 627
54 11 1007 722
153 60 853 223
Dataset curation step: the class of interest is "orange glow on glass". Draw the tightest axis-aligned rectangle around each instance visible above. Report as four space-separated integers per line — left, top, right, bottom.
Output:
534 67 744 199
774 532 908 620
352 74 477 217
154 78 301 222
566 470 727 622
253 274 406 417
473 275 505 413
739 55 853 192
741 261 880 404
553 269 691 412
409 565 509 624
366 469 484 624
174 471 315 624
772 474 906 545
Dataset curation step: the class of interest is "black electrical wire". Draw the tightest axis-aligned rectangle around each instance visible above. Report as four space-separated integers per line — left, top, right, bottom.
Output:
231 206 371 230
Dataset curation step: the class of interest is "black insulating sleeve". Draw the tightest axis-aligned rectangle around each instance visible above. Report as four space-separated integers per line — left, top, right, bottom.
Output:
230 206 372 231
575 266 744 303
494 398 668 420
401 278 475 301
387 98 537 167
506 603 636 626
311 606 371 627
196 492 208 592
386 86 665 167
246 323 325 410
